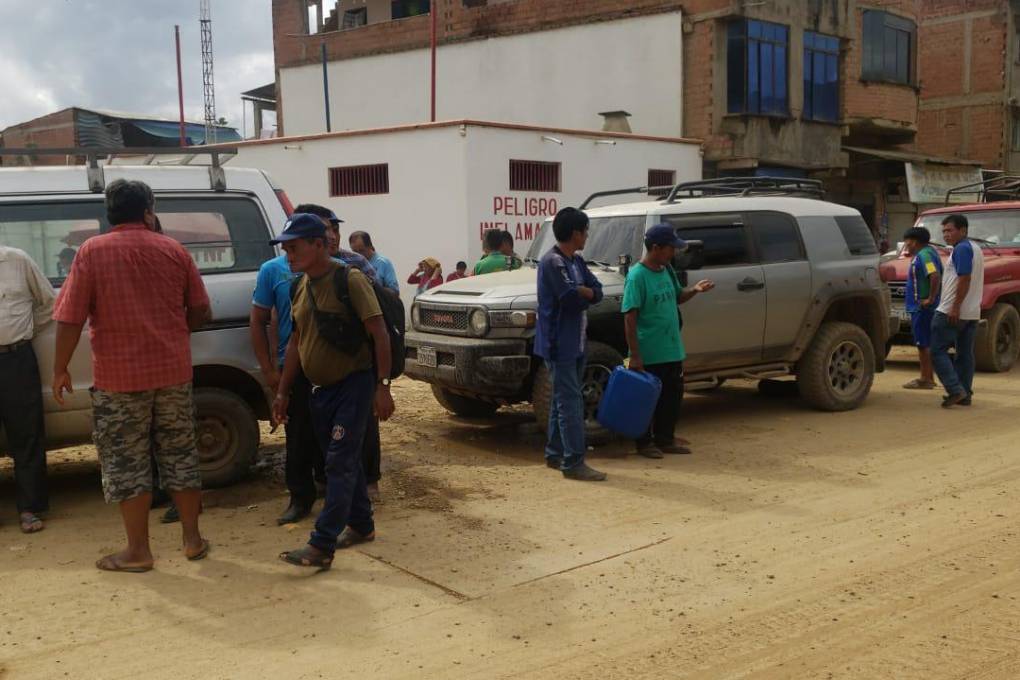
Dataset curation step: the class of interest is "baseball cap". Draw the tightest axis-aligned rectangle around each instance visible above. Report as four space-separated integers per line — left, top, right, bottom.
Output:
324 209 343 225
269 213 327 245
644 224 688 250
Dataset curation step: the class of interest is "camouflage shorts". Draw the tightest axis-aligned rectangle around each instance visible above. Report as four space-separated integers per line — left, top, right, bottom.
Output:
90 382 202 504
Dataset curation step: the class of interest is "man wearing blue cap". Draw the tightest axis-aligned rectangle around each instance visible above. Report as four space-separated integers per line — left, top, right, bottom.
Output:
270 214 395 569
622 224 714 458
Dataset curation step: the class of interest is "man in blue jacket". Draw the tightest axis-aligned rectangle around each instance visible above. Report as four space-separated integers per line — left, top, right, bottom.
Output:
535 207 606 481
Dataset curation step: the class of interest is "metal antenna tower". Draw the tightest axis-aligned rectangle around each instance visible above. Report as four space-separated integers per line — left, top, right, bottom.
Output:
200 0 217 144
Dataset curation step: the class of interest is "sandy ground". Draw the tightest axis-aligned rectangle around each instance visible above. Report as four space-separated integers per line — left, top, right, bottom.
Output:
1 348 1018 680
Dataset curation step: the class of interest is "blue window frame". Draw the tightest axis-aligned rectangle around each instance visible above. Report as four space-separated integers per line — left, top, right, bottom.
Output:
728 20 789 116
861 10 915 85
803 31 840 122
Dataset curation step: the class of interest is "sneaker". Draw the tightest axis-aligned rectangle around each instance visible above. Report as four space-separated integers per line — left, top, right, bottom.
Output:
941 391 967 408
636 445 664 459
160 504 180 524
660 443 693 455
546 456 563 470
959 393 973 406
562 463 607 481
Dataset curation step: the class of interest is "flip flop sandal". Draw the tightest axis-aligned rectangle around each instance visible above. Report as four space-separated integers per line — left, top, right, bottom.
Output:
19 513 44 534
336 527 375 550
96 555 153 573
279 546 333 570
186 539 211 561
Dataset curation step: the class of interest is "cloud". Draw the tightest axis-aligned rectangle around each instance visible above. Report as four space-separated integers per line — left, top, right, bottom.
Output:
0 0 274 134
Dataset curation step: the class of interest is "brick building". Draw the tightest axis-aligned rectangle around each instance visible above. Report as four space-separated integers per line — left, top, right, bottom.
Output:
0 108 241 166
271 1 998 241
916 0 1020 173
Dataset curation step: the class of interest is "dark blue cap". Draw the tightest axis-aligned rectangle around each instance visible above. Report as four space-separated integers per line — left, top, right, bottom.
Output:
270 213 327 245
645 224 688 250
324 209 343 225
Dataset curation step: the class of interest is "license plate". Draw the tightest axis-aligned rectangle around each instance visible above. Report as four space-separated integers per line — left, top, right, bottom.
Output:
417 346 438 368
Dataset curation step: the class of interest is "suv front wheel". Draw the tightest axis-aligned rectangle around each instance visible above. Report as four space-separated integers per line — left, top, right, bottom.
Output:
796 321 875 411
532 341 624 446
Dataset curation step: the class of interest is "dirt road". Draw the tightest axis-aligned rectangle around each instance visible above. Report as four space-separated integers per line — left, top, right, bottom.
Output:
1 350 1018 679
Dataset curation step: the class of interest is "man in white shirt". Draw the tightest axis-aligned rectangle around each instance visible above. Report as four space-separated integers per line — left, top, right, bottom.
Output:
0 245 56 532
931 214 984 407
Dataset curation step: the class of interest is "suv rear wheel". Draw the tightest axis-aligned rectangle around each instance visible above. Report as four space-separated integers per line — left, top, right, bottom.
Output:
532 341 624 446
975 303 1020 373
796 321 875 411
431 386 500 418
193 387 259 488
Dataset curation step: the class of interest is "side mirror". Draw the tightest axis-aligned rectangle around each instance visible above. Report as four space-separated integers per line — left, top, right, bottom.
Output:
617 253 632 277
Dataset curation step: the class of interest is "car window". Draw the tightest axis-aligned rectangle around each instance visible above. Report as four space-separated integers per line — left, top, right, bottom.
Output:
834 215 879 256
915 210 1020 246
0 202 103 284
0 196 274 284
748 212 805 263
662 213 753 267
156 198 274 273
527 215 645 263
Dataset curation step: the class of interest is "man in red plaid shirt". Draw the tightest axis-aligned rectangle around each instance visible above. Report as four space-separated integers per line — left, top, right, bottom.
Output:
52 179 212 573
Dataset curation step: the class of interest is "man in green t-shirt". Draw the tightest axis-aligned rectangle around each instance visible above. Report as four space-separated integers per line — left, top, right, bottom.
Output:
622 224 714 458
474 229 523 275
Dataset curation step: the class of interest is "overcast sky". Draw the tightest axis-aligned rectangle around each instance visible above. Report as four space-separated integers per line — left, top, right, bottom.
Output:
0 0 274 135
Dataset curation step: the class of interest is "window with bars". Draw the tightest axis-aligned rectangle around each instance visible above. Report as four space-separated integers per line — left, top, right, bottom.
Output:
328 164 390 197
727 19 789 116
509 160 561 192
861 10 915 85
648 169 676 195
803 31 840 122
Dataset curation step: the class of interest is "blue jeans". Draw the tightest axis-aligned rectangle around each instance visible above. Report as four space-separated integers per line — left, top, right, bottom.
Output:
308 370 375 554
931 311 978 397
544 357 587 471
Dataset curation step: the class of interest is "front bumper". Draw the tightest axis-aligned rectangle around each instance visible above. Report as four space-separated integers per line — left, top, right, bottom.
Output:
404 331 533 398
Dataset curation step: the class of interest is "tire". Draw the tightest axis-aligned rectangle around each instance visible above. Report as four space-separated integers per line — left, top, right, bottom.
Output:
796 321 875 412
975 303 1020 373
532 341 624 446
192 387 260 488
431 386 499 418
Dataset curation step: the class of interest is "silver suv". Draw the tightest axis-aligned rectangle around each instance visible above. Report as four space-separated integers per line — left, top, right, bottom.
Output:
0 148 290 486
405 178 894 439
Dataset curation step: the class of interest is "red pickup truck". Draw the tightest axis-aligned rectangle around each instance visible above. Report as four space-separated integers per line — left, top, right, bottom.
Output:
881 200 1020 372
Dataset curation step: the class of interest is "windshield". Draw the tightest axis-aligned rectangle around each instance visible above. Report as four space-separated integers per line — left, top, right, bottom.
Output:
916 210 1020 246
527 215 645 263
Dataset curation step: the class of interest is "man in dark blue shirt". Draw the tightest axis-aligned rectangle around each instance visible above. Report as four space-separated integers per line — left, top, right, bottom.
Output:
535 207 605 482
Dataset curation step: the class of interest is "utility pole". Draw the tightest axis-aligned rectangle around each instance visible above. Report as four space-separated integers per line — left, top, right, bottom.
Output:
175 25 186 146
200 0 217 144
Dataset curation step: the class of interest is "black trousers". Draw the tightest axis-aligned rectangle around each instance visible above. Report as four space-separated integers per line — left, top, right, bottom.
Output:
637 361 685 448
286 370 327 507
362 414 381 486
0 343 49 513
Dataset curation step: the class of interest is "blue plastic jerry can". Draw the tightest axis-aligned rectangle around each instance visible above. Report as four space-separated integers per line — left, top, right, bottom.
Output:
596 367 663 440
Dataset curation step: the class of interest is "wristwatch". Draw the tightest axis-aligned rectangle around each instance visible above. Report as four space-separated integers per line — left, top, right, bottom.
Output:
378 377 392 388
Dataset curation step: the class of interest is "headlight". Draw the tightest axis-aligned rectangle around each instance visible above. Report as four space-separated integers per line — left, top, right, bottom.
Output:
469 308 490 336
488 310 535 329
410 303 421 330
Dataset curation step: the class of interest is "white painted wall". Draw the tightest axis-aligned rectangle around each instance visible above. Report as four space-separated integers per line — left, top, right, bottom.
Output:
229 123 700 304
281 11 684 137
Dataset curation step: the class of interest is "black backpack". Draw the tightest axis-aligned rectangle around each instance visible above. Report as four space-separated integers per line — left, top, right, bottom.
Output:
290 266 406 379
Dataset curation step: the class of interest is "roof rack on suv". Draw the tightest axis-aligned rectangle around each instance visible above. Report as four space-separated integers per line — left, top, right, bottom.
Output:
578 185 675 210
0 146 238 193
944 175 1020 205
663 176 825 203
